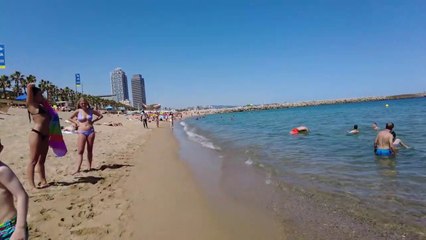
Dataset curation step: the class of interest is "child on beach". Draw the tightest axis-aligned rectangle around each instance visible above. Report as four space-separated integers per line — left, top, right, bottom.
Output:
0 140 29 240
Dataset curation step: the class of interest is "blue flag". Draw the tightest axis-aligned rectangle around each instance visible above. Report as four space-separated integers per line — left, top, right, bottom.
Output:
0 45 5 69
75 73 81 86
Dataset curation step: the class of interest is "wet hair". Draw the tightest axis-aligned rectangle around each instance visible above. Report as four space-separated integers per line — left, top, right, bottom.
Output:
391 131 396 141
385 122 394 130
354 125 358 129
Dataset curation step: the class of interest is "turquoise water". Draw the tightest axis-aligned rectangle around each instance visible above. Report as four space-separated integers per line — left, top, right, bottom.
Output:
181 98 426 233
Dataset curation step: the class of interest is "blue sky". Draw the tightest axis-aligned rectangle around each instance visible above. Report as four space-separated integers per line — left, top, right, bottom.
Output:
1 0 425 107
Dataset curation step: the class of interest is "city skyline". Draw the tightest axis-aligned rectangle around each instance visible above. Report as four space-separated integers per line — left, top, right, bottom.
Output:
1 1 425 108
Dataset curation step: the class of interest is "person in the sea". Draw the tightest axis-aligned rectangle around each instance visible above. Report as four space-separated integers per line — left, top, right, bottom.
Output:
391 131 409 149
374 122 396 156
26 83 50 189
290 126 309 135
68 98 103 174
348 124 360 134
371 122 379 131
0 139 29 240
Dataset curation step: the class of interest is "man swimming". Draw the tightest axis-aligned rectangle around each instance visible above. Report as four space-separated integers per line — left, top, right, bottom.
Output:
374 122 396 156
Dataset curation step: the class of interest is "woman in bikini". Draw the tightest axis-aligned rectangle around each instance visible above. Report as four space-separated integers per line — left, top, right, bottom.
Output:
26 83 50 189
68 98 103 174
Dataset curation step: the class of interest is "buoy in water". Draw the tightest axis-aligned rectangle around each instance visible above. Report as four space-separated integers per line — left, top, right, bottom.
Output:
385 104 389 108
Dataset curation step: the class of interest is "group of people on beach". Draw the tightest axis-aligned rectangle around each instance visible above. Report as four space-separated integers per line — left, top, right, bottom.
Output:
1 83 106 239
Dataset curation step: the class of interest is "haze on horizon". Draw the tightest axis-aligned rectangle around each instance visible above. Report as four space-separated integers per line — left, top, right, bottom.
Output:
1 0 425 108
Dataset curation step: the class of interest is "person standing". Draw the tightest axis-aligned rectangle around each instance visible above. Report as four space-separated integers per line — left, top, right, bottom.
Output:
169 113 174 128
156 112 160 128
68 98 103 174
141 111 148 129
374 122 396 156
26 83 50 189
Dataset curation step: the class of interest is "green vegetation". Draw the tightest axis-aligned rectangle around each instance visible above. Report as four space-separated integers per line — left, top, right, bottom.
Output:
0 71 132 110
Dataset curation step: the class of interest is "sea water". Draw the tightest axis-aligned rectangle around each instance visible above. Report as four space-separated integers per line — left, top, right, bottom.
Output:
178 98 426 237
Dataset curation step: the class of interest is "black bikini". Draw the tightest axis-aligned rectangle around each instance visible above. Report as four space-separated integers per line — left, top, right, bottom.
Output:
28 105 49 140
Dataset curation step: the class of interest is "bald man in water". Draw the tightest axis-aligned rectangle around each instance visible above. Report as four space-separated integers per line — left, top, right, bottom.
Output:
374 122 397 156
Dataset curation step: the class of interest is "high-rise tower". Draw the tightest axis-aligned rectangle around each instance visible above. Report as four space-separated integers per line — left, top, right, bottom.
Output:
110 68 129 102
131 74 146 108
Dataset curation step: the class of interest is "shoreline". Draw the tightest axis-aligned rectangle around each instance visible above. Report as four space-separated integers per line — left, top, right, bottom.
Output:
122 123 284 240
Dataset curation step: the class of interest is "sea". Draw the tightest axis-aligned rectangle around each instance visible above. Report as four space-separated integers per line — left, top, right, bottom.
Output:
175 98 426 239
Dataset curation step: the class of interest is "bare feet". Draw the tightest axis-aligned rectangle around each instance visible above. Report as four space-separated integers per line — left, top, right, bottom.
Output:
37 182 50 189
71 170 81 176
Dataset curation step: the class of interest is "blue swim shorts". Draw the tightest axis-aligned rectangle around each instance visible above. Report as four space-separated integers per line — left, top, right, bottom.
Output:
375 148 392 156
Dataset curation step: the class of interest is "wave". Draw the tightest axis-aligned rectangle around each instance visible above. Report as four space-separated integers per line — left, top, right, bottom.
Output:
180 122 221 150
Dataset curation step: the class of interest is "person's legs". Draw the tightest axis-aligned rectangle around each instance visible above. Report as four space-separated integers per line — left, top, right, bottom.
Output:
73 133 87 174
86 132 96 171
27 131 43 189
36 138 49 187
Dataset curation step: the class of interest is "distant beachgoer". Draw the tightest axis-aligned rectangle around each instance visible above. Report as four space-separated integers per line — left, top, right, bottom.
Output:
348 125 360 134
68 98 103 174
372 122 379 131
0 140 29 240
156 112 160 128
102 122 122 127
290 126 309 135
391 131 409 148
141 111 148 129
374 122 396 156
170 113 174 128
26 83 50 189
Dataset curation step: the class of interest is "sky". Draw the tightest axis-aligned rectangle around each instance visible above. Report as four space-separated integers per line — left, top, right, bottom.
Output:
1 0 425 108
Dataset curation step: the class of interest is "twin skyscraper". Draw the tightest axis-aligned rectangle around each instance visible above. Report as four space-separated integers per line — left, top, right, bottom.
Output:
110 68 146 109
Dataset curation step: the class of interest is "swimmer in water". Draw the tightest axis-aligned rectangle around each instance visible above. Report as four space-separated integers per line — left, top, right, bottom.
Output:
348 124 360 134
374 122 396 156
372 122 379 131
391 131 409 149
290 126 309 135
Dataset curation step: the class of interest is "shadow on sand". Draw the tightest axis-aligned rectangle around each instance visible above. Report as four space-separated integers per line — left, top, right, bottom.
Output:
90 163 134 172
52 176 105 186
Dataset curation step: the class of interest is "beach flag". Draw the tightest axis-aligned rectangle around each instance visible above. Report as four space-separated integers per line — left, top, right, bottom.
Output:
0 45 5 69
42 100 68 157
75 73 81 87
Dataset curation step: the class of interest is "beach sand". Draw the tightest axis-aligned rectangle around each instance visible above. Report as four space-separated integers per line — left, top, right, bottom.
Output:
0 108 284 240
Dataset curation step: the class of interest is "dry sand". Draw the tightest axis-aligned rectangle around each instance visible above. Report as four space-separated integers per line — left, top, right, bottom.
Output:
0 108 284 240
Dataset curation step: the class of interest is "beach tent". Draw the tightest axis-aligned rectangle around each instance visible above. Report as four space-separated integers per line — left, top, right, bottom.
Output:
15 94 27 101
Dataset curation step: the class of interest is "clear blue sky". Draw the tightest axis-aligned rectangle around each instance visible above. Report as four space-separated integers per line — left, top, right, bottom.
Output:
1 0 425 108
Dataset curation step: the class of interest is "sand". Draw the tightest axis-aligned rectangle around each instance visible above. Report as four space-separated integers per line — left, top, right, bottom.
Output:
0 108 284 240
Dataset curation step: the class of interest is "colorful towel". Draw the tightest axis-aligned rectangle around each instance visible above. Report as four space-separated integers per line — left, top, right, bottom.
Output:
42 100 67 157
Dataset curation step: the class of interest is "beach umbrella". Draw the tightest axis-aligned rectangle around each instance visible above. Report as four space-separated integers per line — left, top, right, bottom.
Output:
15 94 27 101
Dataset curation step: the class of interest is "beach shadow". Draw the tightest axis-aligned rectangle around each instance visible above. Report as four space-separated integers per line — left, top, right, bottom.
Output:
52 176 105 186
89 164 133 172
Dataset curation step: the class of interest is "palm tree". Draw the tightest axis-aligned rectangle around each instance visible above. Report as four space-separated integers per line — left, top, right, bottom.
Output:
0 75 11 99
21 74 37 95
10 71 25 97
